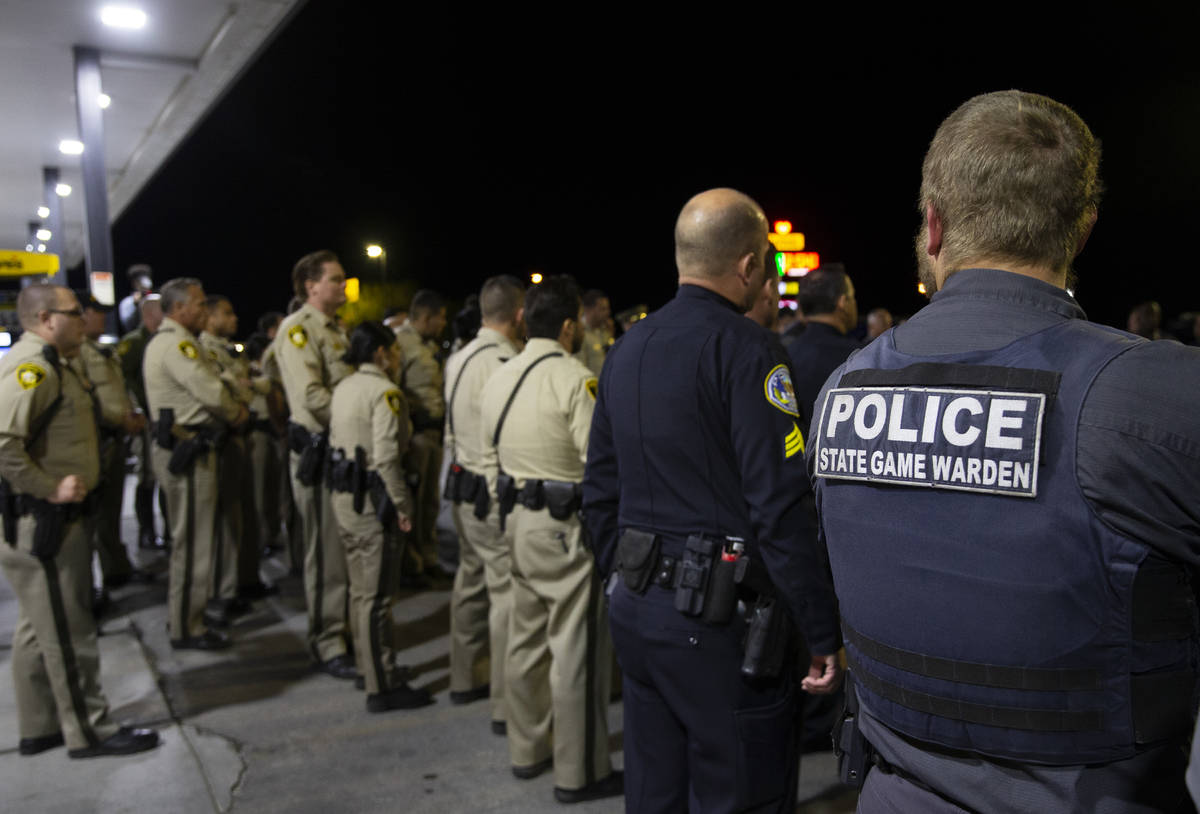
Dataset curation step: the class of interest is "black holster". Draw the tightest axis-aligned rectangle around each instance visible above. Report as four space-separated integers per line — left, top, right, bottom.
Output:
29 501 66 561
296 430 328 487
542 480 581 521
0 479 16 546
155 408 176 450
496 472 517 531
444 463 464 502
675 534 718 616
617 529 659 594
369 472 397 528
167 437 203 475
740 595 790 679
833 677 874 789
352 446 369 514
472 478 490 521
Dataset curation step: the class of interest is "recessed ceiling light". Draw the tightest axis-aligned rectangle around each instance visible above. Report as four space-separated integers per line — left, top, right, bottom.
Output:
100 5 147 29
37 206 50 218
25 244 33 252
35 229 51 241
56 183 72 197
37 244 46 253
98 93 111 109
59 139 84 155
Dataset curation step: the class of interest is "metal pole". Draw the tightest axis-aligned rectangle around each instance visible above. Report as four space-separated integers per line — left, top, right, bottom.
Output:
73 46 114 284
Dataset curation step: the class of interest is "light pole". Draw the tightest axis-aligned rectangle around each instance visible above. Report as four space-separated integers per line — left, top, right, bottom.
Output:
365 244 387 279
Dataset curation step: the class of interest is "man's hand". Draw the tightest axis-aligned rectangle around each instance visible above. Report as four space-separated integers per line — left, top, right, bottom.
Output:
231 404 250 428
48 475 86 504
123 411 147 435
801 652 843 695
396 512 413 533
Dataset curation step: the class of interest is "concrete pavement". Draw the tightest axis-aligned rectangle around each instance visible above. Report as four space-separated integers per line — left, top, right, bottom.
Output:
0 476 857 813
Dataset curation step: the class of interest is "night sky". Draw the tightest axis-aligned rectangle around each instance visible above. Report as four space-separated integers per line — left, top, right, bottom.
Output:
111 5 1200 338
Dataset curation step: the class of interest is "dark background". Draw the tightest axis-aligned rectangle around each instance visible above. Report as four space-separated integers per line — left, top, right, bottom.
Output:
110 5 1200 338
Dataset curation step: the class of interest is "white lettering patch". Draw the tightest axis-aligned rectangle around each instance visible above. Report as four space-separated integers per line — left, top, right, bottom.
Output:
814 386 1045 497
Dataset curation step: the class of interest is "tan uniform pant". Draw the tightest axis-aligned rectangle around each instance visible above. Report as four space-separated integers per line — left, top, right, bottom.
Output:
1 514 120 750
93 434 133 581
404 428 442 572
289 451 350 663
235 432 264 590
450 500 512 723
152 445 219 640
506 505 612 790
211 437 244 603
331 492 407 694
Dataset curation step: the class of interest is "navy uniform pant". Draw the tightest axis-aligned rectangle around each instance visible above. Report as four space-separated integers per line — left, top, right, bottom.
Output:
608 581 800 813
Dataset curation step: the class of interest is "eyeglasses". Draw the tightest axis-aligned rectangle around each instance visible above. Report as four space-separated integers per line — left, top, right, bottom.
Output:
46 308 84 318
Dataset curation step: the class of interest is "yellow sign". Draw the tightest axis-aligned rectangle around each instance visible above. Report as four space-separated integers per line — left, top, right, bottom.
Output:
0 250 59 277
768 233 806 252
345 277 360 303
780 251 821 274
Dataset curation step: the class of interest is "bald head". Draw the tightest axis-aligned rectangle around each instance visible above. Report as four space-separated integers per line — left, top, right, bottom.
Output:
18 283 66 330
675 188 768 280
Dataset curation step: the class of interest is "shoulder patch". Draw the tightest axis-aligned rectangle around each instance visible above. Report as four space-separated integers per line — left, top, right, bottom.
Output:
764 364 799 417
116 339 131 357
585 378 598 400
15 363 45 390
384 389 404 416
288 324 308 348
178 340 199 360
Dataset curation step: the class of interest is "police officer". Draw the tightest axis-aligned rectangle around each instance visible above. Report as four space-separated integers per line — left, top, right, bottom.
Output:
394 289 447 579
582 188 842 813
443 275 525 730
118 294 167 551
275 250 356 678
76 290 149 589
328 322 433 712
144 278 248 650
572 289 612 378
480 276 621 804
0 283 159 757
807 91 1200 813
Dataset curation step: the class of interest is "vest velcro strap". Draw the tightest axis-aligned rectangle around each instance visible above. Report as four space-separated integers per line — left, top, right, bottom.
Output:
839 363 1061 400
847 651 1104 733
843 620 1101 691
1132 670 1195 744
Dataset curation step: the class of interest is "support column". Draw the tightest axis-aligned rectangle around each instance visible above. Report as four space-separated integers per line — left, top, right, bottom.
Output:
73 46 113 286
42 167 67 285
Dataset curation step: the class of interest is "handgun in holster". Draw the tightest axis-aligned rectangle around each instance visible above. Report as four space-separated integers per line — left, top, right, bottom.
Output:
740 595 790 680
296 430 328 486
155 408 176 450
167 436 202 475
833 676 874 789
471 474 489 520
29 501 66 561
496 471 517 531
542 480 581 521
369 472 397 528
352 446 369 514
444 463 463 503
0 478 16 546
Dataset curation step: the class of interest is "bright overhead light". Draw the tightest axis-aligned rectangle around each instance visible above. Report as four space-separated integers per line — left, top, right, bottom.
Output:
37 244 46 253
25 244 33 252
35 229 51 241
37 206 50 218
100 5 147 29
98 93 111 109
56 183 72 197
59 139 84 155
366 244 383 258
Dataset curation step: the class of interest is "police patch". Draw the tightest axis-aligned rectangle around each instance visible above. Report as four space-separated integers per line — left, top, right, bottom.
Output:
116 340 131 357
384 390 403 416
178 341 199 360
15 363 45 390
288 324 308 348
764 364 799 417
814 386 1046 497
585 378 598 400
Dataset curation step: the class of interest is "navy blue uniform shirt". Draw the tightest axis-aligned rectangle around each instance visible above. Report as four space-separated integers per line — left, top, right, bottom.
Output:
787 321 862 430
583 283 839 655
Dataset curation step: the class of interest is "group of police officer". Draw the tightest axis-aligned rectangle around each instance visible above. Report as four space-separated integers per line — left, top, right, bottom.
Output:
3 88 1199 813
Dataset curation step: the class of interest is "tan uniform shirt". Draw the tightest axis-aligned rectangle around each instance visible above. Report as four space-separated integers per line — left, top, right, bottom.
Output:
116 324 151 412
199 331 255 405
443 327 519 476
79 337 130 431
329 364 413 514
573 325 612 379
0 334 100 498
480 337 597 488
275 303 351 433
395 322 444 426
143 318 243 430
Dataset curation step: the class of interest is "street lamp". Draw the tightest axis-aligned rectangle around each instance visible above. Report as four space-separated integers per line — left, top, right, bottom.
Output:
365 244 386 279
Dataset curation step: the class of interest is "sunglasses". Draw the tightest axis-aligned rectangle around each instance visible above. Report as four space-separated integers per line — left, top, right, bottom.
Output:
46 307 84 318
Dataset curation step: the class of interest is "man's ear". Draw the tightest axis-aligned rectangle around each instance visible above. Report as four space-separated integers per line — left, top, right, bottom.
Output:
925 203 943 258
1074 207 1098 258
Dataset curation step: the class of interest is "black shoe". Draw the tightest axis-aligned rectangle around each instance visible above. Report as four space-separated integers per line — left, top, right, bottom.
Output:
105 568 155 589
18 731 64 755
317 654 357 680
203 607 232 628
170 630 232 651
68 726 160 759
449 684 490 705
237 580 279 601
491 720 507 736
227 597 253 617
366 683 434 712
512 756 553 780
554 771 624 804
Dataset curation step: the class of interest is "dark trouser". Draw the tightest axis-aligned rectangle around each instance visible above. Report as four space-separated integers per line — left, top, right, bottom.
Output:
609 581 800 814
92 435 133 581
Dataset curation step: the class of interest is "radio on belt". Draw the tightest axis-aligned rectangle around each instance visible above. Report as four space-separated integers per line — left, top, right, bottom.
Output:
813 385 1047 498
